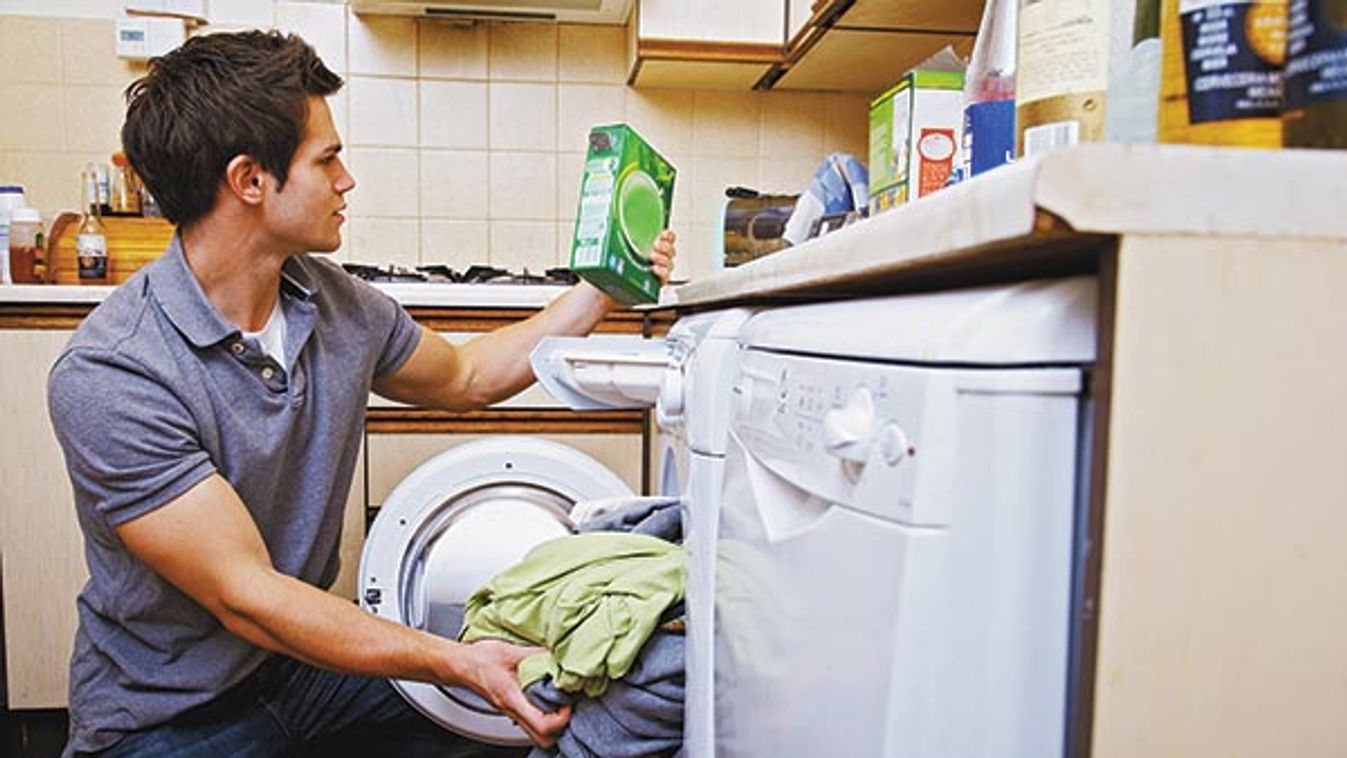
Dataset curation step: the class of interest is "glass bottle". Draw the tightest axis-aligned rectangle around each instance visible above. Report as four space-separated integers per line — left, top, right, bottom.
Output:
959 0 1018 180
1106 0 1163 143
1284 0 1347 148
1016 0 1112 156
77 163 110 285
110 152 141 216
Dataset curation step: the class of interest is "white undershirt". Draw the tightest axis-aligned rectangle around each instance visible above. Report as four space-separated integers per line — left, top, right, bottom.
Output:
242 296 287 368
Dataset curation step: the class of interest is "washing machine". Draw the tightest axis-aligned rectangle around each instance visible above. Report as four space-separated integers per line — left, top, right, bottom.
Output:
358 308 750 751
713 276 1097 758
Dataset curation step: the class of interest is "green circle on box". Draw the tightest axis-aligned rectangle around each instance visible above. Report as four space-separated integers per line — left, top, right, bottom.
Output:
617 168 664 263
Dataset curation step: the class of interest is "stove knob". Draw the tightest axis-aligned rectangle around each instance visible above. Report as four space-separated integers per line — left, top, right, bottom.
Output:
823 387 875 464
878 423 912 467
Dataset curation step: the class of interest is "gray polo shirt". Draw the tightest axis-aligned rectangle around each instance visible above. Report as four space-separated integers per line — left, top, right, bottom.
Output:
47 236 422 755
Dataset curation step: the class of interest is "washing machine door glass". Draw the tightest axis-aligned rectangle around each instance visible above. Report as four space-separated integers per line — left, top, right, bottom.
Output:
359 437 636 746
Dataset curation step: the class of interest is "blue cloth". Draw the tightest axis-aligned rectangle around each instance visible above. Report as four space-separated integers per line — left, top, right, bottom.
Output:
782 153 869 246
80 655 523 758
48 235 423 755
519 497 686 758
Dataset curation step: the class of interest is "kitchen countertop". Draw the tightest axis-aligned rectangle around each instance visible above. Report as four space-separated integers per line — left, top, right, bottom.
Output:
0 281 570 309
662 143 1347 308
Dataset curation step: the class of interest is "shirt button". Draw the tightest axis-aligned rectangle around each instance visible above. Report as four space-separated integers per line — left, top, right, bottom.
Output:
230 342 245 355
261 367 275 380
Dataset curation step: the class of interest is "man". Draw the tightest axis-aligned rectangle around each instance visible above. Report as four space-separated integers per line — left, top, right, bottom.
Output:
46 30 676 757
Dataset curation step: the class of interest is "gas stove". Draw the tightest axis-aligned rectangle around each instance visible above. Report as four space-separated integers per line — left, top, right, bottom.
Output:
342 263 579 286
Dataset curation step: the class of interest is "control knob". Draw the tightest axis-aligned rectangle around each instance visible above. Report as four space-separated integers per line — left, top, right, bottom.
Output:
822 387 876 464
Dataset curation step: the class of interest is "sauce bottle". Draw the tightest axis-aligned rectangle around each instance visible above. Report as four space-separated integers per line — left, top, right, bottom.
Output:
8 207 45 284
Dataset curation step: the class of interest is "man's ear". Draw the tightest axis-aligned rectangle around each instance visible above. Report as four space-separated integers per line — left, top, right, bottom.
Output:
224 155 266 206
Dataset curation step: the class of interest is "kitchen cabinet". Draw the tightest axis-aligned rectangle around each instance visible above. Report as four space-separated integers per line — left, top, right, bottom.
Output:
770 0 982 92
665 144 1347 758
627 0 785 89
0 301 655 710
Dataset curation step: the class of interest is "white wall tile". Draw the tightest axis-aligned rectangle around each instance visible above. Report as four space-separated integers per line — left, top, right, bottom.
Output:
692 90 760 156
690 155 757 228
555 151 584 224
420 80 487 149
346 147 419 218
348 10 415 77
489 82 555 151
421 219 488 269
558 24 625 84
489 220 555 273
757 154 820 194
761 91 827 158
0 84 65 152
0 1 121 19
61 84 125 154
347 216 420 267
489 151 555 221
555 220 576 266
348 76 417 147
276 2 347 74
327 90 350 144
826 93 871 158
0 16 63 84
209 0 273 28
557 84 625 153
487 22 556 82
625 89 693 156
419 19 487 80
61 17 139 87
419 150 488 219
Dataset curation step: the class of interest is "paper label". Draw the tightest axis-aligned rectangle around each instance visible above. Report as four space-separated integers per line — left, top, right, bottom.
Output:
1017 0 1112 104
1179 0 1285 123
1285 0 1347 108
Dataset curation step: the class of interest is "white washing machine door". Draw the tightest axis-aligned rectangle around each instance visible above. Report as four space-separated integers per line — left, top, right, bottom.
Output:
357 436 635 745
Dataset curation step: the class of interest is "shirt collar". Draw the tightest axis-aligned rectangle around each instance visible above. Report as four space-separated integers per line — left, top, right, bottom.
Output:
147 234 320 349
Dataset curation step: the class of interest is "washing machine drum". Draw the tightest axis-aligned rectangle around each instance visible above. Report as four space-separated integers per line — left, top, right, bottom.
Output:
357 436 634 745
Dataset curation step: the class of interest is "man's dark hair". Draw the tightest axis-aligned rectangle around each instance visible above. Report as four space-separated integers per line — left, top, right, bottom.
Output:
122 30 343 227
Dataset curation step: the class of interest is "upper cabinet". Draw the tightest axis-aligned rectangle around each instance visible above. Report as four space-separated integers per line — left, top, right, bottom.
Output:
771 0 982 93
627 0 785 89
627 0 983 94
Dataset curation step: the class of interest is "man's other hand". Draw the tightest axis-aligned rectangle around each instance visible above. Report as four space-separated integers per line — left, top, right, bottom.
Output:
460 638 571 748
650 229 676 285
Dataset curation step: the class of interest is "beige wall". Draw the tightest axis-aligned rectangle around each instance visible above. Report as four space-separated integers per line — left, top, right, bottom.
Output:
0 2 869 282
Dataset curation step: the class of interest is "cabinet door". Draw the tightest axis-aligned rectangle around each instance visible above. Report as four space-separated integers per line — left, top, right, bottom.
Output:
1 330 80 708
639 0 784 45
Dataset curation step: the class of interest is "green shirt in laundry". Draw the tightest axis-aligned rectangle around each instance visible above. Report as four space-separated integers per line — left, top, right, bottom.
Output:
460 532 684 697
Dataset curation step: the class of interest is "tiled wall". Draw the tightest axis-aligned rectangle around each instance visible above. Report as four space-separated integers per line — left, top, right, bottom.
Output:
0 2 870 281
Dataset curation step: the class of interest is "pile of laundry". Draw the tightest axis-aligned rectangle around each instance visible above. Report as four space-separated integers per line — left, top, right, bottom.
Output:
461 499 686 758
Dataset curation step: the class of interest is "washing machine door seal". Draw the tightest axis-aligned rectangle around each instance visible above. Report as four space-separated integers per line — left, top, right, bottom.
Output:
357 436 635 745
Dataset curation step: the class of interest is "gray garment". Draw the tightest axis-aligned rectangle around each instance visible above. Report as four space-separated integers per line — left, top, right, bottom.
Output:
526 631 685 758
47 235 421 755
525 497 686 758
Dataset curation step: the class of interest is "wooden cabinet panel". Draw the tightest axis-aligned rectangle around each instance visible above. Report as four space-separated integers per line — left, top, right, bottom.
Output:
1 330 81 708
366 432 644 509
639 0 784 45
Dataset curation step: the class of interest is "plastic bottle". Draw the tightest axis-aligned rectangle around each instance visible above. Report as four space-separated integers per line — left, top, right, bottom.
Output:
8 208 46 284
1158 0 1286 147
959 0 1018 179
1284 0 1347 148
78 163 110 285
110 152 141 216
0 185 26 285
1106 0 1164 142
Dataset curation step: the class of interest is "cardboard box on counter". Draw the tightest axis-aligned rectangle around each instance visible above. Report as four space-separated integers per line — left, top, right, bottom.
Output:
868 69 965 214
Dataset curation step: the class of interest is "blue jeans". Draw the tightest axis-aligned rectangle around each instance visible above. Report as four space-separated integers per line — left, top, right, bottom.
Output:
83 655 528 758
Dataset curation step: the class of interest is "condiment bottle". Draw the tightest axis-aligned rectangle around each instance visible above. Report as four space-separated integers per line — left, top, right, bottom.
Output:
8 207 46 284
0 185 26 285
78 163 110 285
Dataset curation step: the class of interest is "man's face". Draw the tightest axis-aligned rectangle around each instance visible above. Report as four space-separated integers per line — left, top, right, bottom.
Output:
263 96 354 254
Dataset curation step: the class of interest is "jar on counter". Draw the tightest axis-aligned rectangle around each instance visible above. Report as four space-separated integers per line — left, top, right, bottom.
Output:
0 185 27 284
8 207 47 284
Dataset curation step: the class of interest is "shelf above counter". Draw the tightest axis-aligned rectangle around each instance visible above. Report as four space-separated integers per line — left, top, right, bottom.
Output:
661 143 1347 308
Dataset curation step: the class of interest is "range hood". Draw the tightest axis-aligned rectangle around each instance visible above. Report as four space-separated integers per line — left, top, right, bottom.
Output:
350 0 631 23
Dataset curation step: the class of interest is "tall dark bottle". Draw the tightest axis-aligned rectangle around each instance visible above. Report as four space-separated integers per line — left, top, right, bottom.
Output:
1284 0 1347 147
77 163 110 285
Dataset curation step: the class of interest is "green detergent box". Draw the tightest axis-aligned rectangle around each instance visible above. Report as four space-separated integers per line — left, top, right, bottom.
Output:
569 124 675 305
